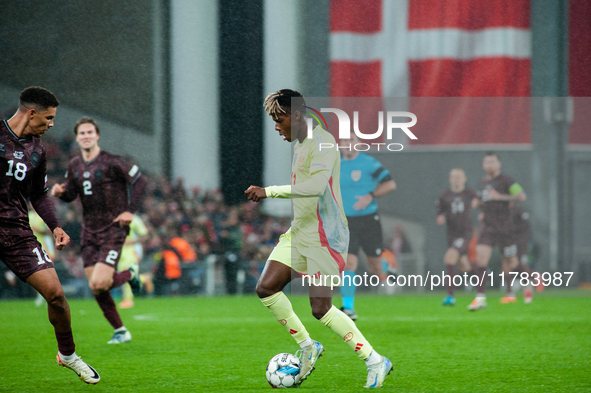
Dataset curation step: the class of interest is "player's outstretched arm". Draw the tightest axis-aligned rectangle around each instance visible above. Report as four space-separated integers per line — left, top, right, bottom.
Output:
128 174 148 212
113 211 134 228
245 186 267 202
487 188 526 202
50 183 65 197
353 179 396 210
266 170 331 200
51 181 78 202
374 179 396 197
53 227 70 250
30 194 61 237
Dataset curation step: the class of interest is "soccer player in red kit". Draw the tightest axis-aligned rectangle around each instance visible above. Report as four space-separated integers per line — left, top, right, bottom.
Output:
1 87 99 384
52 117 147 343
436 168 477 306
469 152 526 311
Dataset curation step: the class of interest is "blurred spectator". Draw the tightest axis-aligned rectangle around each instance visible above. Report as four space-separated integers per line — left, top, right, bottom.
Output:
61 210 82 247
3 129 288 298
152 233 199 295
60 249 90 298
390 224 412 257
219 207 244 294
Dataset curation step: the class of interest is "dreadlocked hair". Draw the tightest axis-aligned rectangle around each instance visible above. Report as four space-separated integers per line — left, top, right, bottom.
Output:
263 89 306 118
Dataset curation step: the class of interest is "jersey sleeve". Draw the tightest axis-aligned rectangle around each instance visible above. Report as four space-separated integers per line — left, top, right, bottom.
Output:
309 143 337 179
29 151 49 199
29 151 60 231
508 182 524 195
110 155 146 212
60 161 80 202
266 141 336 199
113 156 142 185
369 156 391 183
499 175 520 195
436 192 446 216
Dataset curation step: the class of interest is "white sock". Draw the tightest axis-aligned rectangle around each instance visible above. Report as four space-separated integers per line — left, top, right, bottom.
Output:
299 337 313 349
364 350 382 366
115 326 127 333
476 294 486 299
59 351 77 361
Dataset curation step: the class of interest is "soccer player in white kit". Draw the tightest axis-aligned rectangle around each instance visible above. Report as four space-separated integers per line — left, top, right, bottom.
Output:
245 89 392 388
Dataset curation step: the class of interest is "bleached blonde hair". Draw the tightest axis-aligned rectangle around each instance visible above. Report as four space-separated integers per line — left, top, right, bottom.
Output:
263 89 305 119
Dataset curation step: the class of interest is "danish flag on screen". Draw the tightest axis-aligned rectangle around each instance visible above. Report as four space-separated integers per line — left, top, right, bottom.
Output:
329 0 532 144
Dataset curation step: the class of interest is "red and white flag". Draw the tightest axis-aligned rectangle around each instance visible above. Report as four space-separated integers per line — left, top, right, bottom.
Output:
568 0 591 144
329 0 532 144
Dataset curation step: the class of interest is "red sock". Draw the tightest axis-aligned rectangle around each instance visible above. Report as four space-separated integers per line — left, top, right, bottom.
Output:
94 292 123 329
110 270 131 289
446 265 455 296
55 330 76 356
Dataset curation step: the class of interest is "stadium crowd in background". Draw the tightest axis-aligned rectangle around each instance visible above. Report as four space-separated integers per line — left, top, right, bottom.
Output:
0 107 289 299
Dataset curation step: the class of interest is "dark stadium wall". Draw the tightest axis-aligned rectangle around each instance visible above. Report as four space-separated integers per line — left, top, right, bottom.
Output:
0 1 155 133
219 0 264 205
0 1 171 176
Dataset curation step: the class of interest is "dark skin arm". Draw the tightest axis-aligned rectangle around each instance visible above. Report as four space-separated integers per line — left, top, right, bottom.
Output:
245 186 267 203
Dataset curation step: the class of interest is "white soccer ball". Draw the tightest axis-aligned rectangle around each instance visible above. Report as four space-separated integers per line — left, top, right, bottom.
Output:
266 352 301 388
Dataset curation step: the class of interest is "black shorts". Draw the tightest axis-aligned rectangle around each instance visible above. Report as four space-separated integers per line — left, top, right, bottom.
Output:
478 224 517 258
347 214 383 258
0 234 54 282
81 228 127 269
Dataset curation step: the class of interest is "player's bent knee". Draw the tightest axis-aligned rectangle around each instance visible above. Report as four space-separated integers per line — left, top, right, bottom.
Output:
255 281 277 299
91 278 113 293
311 304 331 320
45 287 67 309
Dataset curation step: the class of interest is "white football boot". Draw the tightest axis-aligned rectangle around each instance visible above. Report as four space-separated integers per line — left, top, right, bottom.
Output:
295 340 325 385
364 356 393 388
57 352 100 384
107 329 132 344
467 296 487 311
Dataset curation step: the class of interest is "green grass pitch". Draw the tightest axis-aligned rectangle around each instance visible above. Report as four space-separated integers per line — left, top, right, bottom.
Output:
0 292 589 392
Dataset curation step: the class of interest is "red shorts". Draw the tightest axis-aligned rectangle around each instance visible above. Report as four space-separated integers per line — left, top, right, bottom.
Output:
81 228 127 269
0 234 54 282
478 225 517 258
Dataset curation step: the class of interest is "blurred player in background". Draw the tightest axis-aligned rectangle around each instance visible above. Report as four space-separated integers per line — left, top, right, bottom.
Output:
469 152 526 311
246 89 392 388
436 168 477 306
116 214 148 308
1 87 99 384
501 203 537 304
52 117 147 343
338 132 396 320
